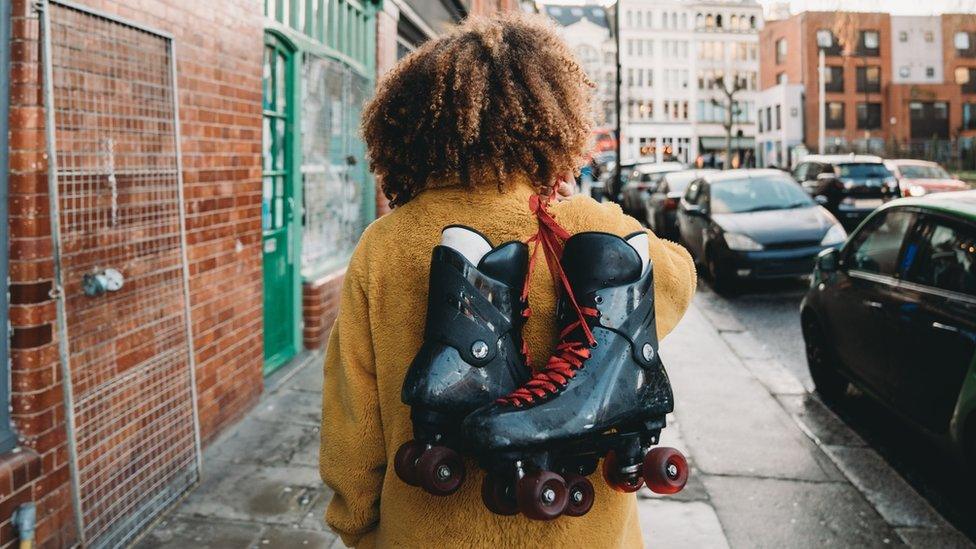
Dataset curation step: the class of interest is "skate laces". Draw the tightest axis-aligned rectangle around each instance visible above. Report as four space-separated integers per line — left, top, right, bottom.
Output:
498 193 598 407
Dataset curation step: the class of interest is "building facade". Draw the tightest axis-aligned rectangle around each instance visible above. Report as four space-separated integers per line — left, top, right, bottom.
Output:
544 4 616 128
759 11 976 164
619 0 762 167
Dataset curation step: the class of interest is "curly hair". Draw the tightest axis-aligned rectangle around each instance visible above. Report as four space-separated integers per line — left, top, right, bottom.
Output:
362 12 594 207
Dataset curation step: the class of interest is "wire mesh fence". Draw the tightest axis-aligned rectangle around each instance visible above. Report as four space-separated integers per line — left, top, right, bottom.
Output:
42 1 200 546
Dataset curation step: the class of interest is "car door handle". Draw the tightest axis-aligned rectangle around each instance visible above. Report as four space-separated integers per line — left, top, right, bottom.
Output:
863 300 884 309
932 321 960 334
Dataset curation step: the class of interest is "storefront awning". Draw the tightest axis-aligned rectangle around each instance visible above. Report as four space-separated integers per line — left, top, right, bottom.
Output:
699 136 755 150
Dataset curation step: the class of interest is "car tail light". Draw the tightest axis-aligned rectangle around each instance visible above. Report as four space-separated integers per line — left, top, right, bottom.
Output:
664 198 679 211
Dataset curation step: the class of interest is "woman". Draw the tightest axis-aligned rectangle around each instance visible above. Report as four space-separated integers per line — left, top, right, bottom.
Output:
320 12 696 547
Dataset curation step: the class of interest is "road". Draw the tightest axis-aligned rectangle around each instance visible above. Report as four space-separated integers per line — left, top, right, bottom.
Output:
693 274 976 543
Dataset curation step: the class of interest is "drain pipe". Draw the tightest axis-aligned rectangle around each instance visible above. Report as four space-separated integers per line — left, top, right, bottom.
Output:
13 503 35 549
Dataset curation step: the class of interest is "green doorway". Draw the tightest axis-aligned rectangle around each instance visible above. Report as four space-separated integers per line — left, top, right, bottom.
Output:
262 34 302 374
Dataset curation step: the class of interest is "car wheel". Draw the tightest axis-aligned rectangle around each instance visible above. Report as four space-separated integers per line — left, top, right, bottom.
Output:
802 314 848 403
706 251 735 295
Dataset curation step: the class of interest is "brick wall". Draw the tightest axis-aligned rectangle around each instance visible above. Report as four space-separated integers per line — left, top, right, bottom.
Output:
302 269 346 350
5 0 265 546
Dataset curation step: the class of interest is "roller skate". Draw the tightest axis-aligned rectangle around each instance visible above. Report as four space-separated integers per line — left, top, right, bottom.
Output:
462 231 688 520
395 226 531 496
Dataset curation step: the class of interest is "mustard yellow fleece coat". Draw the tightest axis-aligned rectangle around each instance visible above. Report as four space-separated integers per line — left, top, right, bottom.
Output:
320 179 697 548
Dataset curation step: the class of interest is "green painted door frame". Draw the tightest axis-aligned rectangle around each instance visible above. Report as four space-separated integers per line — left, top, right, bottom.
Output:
262 32 304 375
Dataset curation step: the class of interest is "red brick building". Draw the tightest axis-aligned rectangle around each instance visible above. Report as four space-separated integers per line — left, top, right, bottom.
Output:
759 11 976 157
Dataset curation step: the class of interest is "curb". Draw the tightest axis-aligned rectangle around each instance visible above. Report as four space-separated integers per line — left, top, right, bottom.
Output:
693 301 974 548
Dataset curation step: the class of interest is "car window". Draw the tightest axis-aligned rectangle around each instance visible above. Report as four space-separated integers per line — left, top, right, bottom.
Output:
847 210 916 277
898 165 951 180
837 163 891 179
710 176 813 214
904 217 976 295
793 163 808 181
805 163 821 180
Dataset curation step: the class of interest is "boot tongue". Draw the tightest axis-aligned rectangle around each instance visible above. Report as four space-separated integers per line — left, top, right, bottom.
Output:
478 242 529 291
561 233 643 299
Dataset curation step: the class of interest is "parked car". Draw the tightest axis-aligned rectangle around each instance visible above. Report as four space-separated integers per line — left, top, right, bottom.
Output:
619 162 686 217
883 159 968 197
801 191 976 468
646 169 718 240
601 160 636 201
677 169 846 293
792 154 900 230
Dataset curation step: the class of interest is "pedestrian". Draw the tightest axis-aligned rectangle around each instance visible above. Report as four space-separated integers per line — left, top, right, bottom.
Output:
319 12 696 547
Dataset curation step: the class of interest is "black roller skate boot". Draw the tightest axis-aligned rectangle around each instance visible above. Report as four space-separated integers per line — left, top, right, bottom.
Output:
395 225 531 497
463 231 688 520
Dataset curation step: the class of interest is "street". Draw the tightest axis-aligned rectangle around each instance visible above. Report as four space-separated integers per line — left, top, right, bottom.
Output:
693 273 976 544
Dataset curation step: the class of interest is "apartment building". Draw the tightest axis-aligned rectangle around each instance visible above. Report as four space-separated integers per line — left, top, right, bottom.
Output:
544 4 617 127
620 0 762 167
758 11 976 165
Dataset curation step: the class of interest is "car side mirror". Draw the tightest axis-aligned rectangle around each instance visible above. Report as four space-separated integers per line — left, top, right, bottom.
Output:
816 248 840 273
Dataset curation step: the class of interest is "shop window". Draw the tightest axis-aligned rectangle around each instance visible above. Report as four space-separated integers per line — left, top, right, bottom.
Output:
963 103 976 130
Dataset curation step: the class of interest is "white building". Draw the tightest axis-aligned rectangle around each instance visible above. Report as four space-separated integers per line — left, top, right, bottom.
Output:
544 4 617 127
890 16 944 85
619 0 762 166
755 83 804 168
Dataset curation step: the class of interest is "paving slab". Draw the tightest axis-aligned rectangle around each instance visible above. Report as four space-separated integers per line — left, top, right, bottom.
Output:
703 475 905 549
662 307 843 482
720 331 775 361
251 390 323 426
638 499 729 549
179 464 323 526
256 526 337 549
777 394 867 448
286 356 325 394
741 358 807 396
134 516 262 549
205 416 319 466
822 445 948 529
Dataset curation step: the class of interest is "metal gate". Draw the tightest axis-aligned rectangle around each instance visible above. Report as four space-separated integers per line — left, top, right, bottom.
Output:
39 1 202 546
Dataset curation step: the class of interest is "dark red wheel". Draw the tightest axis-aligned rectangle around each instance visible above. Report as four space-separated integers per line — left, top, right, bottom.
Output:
601 450 644 493
394 440 425 487
643 447 688 495
481 473 519 516
416 445 466 496
562 474 595 517
516 470 568 520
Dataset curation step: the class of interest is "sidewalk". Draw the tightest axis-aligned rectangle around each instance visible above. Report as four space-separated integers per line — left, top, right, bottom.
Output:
137 298 974 548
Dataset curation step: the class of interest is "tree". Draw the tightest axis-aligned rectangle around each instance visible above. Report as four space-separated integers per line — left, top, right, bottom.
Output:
710 75 744 170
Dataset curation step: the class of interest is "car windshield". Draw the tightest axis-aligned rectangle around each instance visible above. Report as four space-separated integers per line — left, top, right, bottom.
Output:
710 176 814 214
836 163 891 179
898 164 951 179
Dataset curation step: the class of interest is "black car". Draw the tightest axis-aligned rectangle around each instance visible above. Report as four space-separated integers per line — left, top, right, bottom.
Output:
791 154 901 230
677 169 847 293
801 192 976 467
618 162 685 217
646 169 718 240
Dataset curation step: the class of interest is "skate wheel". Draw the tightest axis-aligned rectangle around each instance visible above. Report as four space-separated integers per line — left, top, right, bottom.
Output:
416 446 466 496
481 473 519 516
601 450 644 493
394 440 425 487
516 470 568 520
562 474 595 517
643 447 688 495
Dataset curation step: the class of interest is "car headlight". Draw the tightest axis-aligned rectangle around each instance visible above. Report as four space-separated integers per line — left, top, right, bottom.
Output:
724 232 764 251
907 185 927 197
820 224 847 246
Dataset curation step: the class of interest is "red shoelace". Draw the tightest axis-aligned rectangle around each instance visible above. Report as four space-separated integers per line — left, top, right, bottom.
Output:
498 193 598 407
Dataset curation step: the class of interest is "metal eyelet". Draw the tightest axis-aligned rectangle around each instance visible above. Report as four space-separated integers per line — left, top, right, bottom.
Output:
471 340 489 359
594 295 604 305
642 343 655 361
